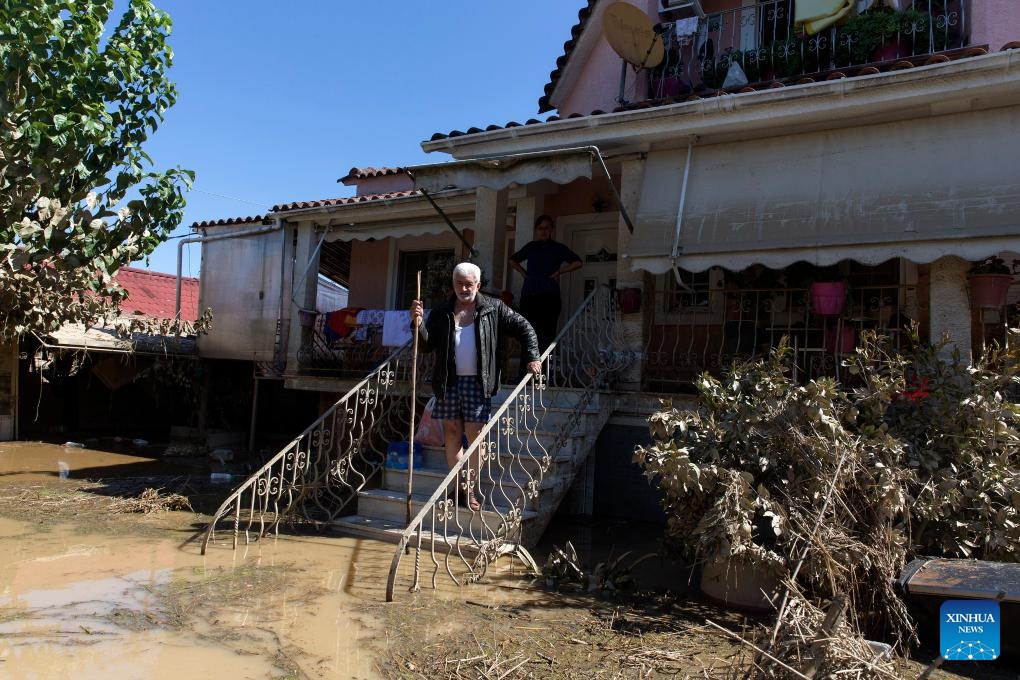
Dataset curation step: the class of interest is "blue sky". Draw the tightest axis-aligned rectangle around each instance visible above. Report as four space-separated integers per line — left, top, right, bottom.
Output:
130 1 585 275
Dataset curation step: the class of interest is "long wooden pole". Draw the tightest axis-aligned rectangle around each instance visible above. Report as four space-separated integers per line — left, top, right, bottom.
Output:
406 271 421 527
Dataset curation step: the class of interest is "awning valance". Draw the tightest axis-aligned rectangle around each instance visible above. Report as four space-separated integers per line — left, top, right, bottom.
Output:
628 105 1020 274
323 219 455 243
404 147 596 193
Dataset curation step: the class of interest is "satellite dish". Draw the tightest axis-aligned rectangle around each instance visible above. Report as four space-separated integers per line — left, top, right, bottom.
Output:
603 2 664 69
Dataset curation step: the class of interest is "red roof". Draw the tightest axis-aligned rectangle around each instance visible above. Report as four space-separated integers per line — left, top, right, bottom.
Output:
338 167 404 185
192 214 270 229
116 267 199 322
272 190 418 212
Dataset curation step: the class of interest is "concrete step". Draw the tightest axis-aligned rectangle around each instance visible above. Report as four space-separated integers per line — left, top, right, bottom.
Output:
329 513 536 549
356 487 538 534
493 385 598 409
383 464 545 501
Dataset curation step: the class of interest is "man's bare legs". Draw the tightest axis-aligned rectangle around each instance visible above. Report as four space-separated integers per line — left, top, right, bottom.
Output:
442 418 483 510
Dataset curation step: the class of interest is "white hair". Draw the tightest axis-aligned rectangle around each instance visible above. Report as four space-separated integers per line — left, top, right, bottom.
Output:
452 261 481 283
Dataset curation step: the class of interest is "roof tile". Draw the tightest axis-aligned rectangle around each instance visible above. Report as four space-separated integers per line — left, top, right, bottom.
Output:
116 267 199 322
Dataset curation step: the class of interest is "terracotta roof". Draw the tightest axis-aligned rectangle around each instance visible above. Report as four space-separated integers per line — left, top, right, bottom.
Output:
430 45 1000 142
538 0 598 114
192 214 271 229
116 267 199 322
272 190 418 213
338 167 404 185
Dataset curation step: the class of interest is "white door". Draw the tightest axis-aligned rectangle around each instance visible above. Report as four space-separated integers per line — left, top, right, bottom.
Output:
562 213 619 317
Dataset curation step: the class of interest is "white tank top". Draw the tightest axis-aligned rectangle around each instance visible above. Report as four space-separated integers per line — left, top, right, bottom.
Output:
454 320 477 376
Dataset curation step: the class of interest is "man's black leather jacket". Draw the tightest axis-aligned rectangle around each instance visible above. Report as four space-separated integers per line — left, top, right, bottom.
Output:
417 294 540 398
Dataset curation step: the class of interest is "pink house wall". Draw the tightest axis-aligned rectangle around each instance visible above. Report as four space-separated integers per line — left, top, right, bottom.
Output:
355 174 413 196
553 0 1020 118
348 239 390 309
969 0 1019 53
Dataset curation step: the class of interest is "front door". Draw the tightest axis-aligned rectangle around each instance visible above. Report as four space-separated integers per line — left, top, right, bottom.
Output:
563 213 618 318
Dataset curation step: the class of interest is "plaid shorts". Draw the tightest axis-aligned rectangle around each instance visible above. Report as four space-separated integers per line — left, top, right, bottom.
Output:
433 375 491 423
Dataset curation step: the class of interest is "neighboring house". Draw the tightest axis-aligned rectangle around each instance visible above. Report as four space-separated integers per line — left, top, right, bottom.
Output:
11 268 201 441
197 1 1020 551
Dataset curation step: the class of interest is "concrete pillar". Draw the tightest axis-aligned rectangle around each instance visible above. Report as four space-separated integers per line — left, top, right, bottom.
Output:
509 196 538 299
471 187 508 291
929 256 972 364
616 158 647 390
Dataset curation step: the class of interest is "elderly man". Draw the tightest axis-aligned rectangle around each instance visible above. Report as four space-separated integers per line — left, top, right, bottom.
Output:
410 262 541 510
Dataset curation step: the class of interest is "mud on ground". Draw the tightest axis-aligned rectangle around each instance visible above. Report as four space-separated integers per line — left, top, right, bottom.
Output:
1 478 1017 679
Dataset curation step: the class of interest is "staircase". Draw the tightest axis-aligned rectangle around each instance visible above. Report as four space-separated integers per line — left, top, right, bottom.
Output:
199 286 631 600
332 385 613 547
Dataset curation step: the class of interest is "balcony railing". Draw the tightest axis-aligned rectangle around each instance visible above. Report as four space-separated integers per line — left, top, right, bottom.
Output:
642 283 925 392
648 0 969 97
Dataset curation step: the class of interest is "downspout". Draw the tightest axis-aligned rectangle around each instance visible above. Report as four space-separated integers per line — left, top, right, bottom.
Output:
670 136 697 288
176 220 283 320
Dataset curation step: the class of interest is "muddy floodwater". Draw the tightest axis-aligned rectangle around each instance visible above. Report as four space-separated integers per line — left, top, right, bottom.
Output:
0 442 545 679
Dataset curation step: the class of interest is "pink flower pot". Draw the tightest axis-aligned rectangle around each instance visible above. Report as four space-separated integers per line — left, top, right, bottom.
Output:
810 282 846 316
968 274 1013 309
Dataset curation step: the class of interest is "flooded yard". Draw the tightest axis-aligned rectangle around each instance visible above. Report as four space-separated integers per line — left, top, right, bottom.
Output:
1 442 1017 679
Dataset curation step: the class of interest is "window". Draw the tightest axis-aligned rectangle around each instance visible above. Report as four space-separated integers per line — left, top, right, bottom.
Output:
659 267 725 322
396 249 455 309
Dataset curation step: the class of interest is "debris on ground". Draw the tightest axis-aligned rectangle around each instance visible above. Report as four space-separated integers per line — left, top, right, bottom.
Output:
111 487 193 514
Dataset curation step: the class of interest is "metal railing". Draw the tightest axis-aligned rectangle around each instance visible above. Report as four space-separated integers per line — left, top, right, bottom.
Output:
648 0 969 97
201 342 433 553
642 283 924 391
385 285 631 600
295 312 394 377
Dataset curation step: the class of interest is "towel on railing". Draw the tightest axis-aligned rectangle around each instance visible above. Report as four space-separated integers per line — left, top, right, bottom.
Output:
356 309 385 326
323 307 363 342
795 0 853 35
381 309 430 346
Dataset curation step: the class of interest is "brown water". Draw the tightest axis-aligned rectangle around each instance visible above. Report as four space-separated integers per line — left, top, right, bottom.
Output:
0 442 528 679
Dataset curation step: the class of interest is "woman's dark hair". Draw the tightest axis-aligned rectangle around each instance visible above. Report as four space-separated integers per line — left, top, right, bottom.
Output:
534 214 555 230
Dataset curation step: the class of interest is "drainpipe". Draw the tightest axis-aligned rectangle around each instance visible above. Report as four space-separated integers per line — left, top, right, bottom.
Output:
670 136 698 289
175 220 283 320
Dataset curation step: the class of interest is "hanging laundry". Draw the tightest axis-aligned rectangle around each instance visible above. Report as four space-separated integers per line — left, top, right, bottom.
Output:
674 16 699 37
795 0 854 35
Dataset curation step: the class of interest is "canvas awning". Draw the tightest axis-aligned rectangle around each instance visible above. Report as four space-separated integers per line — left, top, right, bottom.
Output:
628 106 1020 274
405 147 596 193
404 146 636 235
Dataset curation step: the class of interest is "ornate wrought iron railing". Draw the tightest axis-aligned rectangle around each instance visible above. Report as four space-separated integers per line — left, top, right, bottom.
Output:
385 285 631 601
648 0 969 98
295 312 394 378
201 342 433 554
642 282 925 392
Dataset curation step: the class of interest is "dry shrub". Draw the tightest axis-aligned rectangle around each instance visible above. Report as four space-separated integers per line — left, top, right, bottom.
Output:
636 330 1020 652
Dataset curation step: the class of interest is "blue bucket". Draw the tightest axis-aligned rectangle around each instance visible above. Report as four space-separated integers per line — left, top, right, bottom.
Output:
386 441 423 470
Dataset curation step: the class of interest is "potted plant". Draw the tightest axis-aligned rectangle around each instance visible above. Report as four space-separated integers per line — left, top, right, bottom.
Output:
647 44 690 99
967 256 1014 309
810 280 848 316
835 7 903 65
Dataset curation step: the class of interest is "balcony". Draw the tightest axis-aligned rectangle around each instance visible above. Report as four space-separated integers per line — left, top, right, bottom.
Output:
648 0 971 98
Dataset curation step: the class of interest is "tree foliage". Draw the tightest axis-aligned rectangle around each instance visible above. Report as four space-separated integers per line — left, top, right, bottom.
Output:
0 0 193 340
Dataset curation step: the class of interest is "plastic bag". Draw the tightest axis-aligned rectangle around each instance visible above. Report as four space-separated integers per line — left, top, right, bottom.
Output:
721 60 748 90
414 397 444 447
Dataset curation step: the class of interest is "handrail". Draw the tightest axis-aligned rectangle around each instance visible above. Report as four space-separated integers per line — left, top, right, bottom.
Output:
200 337 425 554
385 285 631 600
